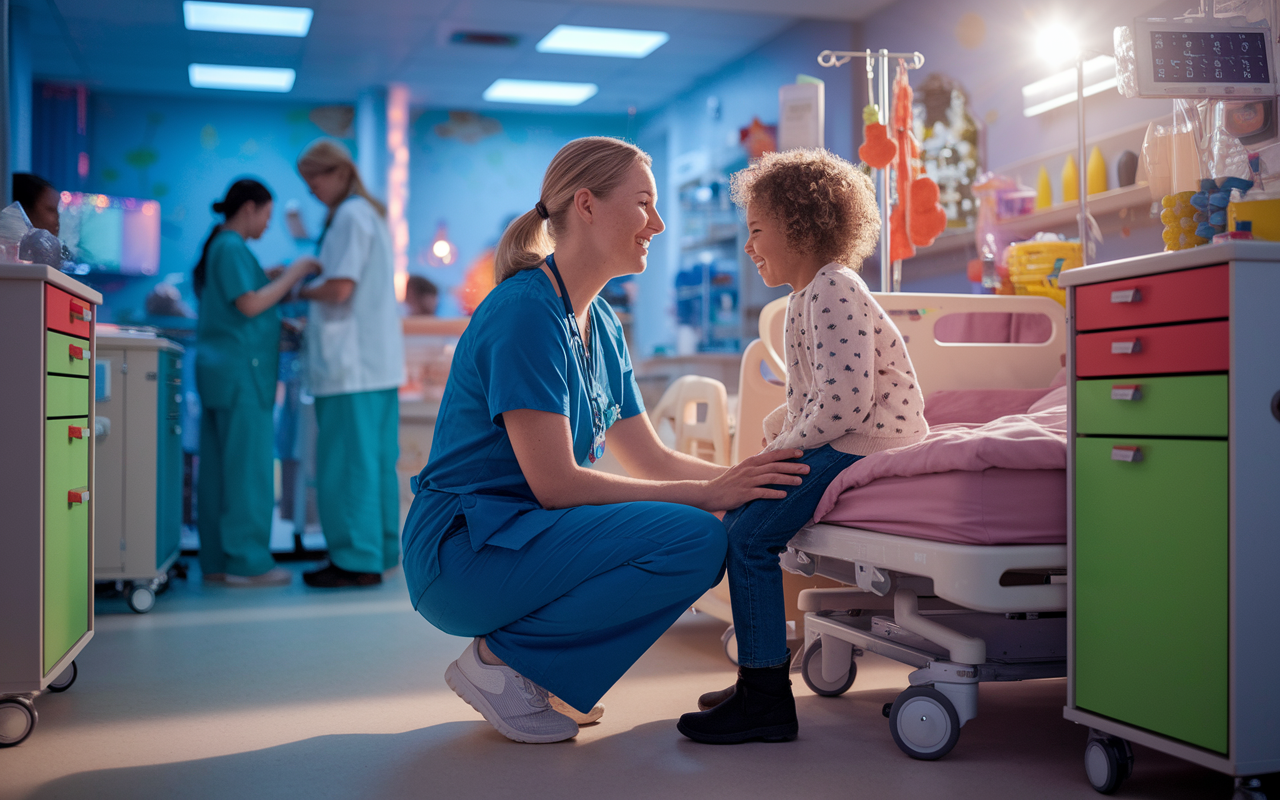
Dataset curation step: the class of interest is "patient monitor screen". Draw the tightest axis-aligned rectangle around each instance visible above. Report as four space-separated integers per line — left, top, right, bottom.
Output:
1149 30 1271 84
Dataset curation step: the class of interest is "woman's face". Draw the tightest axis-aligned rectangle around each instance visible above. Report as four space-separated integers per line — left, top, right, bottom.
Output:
589 161 664 276
31 187 61 237
243 200 274 240
301 164 351 208
744 202 801 290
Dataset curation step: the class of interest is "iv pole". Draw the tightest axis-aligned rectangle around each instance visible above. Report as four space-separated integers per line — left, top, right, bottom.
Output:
818 49 925 292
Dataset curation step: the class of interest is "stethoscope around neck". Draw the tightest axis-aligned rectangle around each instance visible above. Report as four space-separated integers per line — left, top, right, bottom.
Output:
545 253 616 463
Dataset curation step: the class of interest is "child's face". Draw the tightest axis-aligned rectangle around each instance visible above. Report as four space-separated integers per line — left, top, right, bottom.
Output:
745 202 805 291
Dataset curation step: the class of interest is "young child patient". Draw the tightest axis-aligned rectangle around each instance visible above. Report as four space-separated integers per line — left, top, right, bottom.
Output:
678 149 928 745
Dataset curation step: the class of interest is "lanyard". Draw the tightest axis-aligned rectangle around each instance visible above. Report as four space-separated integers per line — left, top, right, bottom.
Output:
545 254 592 378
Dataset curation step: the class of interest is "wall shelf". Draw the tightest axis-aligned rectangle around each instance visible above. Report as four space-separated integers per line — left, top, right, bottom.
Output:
997 183 1155 239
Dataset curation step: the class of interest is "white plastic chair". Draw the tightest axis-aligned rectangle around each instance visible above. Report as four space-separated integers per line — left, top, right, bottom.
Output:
730 296 788 464
649 375 732 466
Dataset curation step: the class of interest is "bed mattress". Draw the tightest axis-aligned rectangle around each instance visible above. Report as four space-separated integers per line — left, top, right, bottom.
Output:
815 467 1066 546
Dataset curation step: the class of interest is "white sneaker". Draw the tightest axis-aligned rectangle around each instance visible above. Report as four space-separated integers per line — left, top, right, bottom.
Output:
444 639 578 744
550 695 604 725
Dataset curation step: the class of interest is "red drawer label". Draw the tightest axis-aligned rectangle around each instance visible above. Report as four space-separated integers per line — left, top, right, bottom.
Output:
45 285 94 338
1075 264 1228 331
1076 320 1229 377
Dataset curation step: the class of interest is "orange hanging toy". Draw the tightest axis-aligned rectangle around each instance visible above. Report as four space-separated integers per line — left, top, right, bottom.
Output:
886 61 948 263
858 104 897 169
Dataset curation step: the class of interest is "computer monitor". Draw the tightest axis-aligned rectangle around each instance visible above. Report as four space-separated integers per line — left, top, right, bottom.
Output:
58 192 161 275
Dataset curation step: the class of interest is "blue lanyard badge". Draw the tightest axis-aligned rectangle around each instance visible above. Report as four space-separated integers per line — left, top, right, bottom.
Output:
546 254 620 464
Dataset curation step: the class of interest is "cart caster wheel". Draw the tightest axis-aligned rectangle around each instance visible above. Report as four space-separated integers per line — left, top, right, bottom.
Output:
155 572 171 596
1084 733 1133 794
801 639 856 697
889 686 961 760
47 661 77 693
721 625 738 666
1233 777 1268 800
127 584 156 614
0 696 37 747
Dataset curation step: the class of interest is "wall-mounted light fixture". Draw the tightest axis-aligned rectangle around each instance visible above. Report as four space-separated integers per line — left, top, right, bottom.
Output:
1022 55 1119 117
427 222 457 268
387 84 410 300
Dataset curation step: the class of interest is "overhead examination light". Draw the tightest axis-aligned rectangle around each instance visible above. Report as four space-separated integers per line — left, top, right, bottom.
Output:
183 2 313 37
189 63 296 92
482 79 598 106
536 25 669 58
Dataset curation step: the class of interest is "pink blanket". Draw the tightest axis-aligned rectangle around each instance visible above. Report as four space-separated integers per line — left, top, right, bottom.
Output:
812 387 1068 524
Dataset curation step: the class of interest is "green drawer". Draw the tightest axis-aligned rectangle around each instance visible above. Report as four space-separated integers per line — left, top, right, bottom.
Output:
44 418 90 673
45 331 91 377
1074 436 1228 753
1076 375 1228 438
46 374 90 418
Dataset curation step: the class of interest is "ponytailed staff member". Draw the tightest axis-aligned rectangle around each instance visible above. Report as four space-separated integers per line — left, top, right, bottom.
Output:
195 179 318 586
296 140 405 589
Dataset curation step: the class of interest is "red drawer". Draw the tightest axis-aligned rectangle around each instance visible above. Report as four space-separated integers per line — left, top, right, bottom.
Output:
45 284 94 338
1075 264 1228 331
1076 320 1229 377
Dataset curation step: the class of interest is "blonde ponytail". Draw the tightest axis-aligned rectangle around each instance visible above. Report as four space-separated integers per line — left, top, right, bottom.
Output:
493 136 651 284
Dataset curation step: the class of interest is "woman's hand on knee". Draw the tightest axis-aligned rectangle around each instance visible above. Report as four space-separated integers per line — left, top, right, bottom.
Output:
695 449 808 512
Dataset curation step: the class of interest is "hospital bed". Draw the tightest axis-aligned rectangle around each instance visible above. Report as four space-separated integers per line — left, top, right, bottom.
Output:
673 291 1070 760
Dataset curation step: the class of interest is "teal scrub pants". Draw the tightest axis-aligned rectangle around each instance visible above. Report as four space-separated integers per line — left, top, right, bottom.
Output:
414 501 727 713
314 388 400 573
197 399 277 577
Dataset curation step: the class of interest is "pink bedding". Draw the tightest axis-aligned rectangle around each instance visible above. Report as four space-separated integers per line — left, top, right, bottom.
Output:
810 385 1069 546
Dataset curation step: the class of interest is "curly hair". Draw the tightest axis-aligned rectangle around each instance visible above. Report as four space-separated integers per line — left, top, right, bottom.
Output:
730 148 880 269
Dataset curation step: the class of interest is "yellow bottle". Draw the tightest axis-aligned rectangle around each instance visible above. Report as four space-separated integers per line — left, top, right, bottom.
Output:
1062 156 1079 203
1036 166 1053 209
1087 146 1108 195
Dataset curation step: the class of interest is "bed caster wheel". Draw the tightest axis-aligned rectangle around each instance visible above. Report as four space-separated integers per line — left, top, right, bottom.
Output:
127 583 156 614
801 639 856 697
1084 732 1133 794
889 686 961 760
1233 777 1268 800
47 661 77 693
721 625 738 666
0 696 37 747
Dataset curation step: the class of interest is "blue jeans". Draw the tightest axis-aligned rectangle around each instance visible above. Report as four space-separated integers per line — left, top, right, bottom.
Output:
723 445 862 668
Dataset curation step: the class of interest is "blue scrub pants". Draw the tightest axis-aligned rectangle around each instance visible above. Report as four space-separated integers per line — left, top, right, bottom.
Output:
314 388 401 573
722 445 862 668
415 501 727 714
197 399 277 578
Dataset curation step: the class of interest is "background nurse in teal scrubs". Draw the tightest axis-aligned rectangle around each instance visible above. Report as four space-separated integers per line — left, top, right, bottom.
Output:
402 137 810 744
194 179 318 586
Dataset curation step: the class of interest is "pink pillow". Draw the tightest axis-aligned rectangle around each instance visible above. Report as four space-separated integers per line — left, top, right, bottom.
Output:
924 388 1051 425
1028 384 1068 414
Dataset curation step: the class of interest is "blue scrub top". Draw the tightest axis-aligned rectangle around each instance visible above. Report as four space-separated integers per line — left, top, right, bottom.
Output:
402 262 645 601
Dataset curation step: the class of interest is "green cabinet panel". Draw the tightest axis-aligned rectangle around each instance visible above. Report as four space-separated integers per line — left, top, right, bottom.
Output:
1074 436 1229 753
46 374 89 418
45 331 91 377
1076 375 1228 438
44 418 90 673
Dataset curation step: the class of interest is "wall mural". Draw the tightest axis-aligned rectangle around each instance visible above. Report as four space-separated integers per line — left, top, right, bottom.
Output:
914 73 983 230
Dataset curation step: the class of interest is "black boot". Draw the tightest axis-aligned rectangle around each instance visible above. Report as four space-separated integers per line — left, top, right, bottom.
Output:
677 657 798 744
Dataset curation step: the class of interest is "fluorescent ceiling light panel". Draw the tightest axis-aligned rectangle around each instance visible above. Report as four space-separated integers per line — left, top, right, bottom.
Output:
184 2 313 37
189 63 296 92
483 79 598 106
1022 56 1118 117
536 25 668 58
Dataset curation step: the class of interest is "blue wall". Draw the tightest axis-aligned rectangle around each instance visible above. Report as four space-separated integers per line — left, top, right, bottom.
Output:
85 93 341 323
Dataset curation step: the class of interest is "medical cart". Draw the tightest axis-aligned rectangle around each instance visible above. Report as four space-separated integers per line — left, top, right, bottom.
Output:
1062 241 1280 798
0 265 101 747
94 330 184 613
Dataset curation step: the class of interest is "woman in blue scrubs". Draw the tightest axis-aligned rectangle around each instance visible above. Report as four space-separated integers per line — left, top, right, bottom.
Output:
195 179 318 586
402 137 809 743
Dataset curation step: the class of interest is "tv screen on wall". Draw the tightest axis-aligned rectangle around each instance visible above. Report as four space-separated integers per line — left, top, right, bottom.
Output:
58 192 161 275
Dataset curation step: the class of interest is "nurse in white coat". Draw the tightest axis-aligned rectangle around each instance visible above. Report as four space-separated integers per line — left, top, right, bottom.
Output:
296 139 406 588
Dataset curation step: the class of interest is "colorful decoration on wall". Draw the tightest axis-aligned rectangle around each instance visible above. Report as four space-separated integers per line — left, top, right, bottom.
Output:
434 111 502 144
915 73 981 228
738 117 777 160
387 84 411 300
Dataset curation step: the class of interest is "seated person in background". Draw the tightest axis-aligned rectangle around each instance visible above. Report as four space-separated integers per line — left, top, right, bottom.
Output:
677 149 929 745
405 274 438 316
13 173 60 236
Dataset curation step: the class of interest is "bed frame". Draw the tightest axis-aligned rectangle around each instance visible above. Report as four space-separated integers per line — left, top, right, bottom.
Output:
697 291 1071 761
